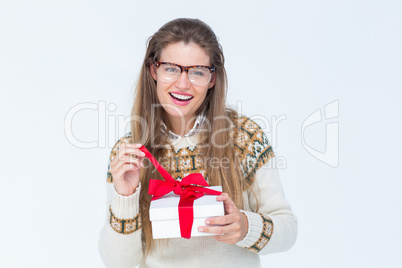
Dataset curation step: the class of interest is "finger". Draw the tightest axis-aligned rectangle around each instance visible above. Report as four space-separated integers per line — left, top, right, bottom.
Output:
122 156 144 169
127 157 143 167
128 155 145 168
111 155 143 174
117 147 145 161
111 143 143 165
216 193 238 214
112 152 141 166
212 234 240 244
198 225 226 235
205 213 240 226
123 143 143 148
202 222 241 235
119 146 145 158
112 163 139 181
199 220 241 235
123 163 139 171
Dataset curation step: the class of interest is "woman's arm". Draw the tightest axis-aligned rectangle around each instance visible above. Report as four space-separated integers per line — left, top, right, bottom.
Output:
200 160 297 254
200 115 298 254
235 161 298 254
98 135 144 267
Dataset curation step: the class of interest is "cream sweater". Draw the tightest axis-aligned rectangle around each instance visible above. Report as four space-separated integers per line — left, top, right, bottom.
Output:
98 116 297 268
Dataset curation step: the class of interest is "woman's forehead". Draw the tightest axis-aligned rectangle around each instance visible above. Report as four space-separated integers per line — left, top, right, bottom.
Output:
159 41 211 66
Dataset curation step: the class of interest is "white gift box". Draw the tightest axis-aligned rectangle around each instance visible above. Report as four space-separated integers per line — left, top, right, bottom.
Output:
149 186 224 239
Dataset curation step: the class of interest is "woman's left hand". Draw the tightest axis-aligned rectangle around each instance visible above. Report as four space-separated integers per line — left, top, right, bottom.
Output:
198 193 248 244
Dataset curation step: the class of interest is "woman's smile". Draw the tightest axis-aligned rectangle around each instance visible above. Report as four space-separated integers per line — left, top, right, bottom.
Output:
169 91 194 105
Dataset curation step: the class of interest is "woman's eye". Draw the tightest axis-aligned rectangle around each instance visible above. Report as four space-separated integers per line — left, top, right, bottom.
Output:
192 69 207 76
164 67 178 73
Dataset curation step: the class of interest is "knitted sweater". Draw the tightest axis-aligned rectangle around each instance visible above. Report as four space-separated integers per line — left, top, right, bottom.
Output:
98 116 298 268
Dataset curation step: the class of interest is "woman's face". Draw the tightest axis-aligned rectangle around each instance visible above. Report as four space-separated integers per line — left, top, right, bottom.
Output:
150 41 215 128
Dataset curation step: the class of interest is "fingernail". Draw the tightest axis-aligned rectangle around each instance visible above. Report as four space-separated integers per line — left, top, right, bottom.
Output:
205 220 210 224
198 227 203 232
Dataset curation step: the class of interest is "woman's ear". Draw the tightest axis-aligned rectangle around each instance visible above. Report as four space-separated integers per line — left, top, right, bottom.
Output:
208 73 216 89
150 63 157 81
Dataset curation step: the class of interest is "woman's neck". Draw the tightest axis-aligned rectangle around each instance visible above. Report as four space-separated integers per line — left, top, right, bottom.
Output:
168 115 197 137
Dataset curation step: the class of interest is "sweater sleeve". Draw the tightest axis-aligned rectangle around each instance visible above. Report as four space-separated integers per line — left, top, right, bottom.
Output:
235 160 298 254
231 116 297 254
98 134 144 268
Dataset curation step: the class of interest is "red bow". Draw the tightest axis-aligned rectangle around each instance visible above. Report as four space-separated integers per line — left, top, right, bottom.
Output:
139 145 222 239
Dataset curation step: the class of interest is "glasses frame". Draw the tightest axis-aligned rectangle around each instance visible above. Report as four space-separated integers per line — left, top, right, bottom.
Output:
154 62 215 86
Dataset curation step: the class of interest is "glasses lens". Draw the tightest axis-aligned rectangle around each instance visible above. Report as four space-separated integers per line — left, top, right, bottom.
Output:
158 64 181 82
188 67 211 86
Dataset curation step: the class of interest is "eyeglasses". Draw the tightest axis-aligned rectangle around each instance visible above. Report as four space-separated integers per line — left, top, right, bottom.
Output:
154 62 215 86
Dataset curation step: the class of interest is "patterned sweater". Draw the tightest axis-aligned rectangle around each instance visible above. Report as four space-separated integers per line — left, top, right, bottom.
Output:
98 116 298 268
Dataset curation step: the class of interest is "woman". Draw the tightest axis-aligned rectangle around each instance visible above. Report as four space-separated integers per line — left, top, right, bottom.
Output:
99 18 297 267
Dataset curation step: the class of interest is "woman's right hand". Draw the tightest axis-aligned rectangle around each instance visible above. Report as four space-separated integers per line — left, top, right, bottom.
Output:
110 143 145 196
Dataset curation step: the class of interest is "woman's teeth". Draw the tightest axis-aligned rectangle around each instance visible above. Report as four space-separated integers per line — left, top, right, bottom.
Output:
170 93 193 101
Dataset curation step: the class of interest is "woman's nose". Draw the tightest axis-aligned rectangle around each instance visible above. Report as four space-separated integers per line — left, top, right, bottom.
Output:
175 71 191 89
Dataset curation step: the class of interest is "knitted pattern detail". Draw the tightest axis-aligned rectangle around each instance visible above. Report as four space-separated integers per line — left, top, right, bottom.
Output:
159 145 207 181
109 206 141 234
246 214 274 253
232 116 275 183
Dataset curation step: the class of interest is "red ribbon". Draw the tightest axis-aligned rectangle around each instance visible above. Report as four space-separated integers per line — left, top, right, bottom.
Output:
139 145 222 239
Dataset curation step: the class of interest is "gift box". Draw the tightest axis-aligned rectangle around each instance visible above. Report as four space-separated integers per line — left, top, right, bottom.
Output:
138 145 223 239
150 186 224 239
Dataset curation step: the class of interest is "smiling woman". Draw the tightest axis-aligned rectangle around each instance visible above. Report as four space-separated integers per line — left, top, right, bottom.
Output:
98 18 297 268
150 41 215 135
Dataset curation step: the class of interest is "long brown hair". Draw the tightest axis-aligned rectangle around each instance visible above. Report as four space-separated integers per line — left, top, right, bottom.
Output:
130 18 252 256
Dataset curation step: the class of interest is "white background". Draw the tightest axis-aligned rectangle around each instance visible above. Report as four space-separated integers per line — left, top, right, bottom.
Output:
1 0 401 267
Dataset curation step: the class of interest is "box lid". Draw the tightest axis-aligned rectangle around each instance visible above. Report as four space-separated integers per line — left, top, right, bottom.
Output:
149 186 224 221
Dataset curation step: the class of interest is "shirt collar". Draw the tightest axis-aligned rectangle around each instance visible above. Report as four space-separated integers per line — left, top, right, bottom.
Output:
162 113 207 139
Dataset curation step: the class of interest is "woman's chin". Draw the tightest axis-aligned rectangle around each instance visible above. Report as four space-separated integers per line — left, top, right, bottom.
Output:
164 109 188 121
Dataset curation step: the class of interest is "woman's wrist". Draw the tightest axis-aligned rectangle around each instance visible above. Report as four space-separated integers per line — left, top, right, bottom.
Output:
114 183 139 196
111 183 141 219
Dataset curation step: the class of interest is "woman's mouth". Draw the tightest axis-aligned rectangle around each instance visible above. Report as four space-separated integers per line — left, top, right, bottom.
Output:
169 92 194 106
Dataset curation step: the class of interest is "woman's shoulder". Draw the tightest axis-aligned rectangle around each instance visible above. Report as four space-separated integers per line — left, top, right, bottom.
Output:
229 112 270 148
229 112 275 181
231 114 266 136
110 132 133 154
